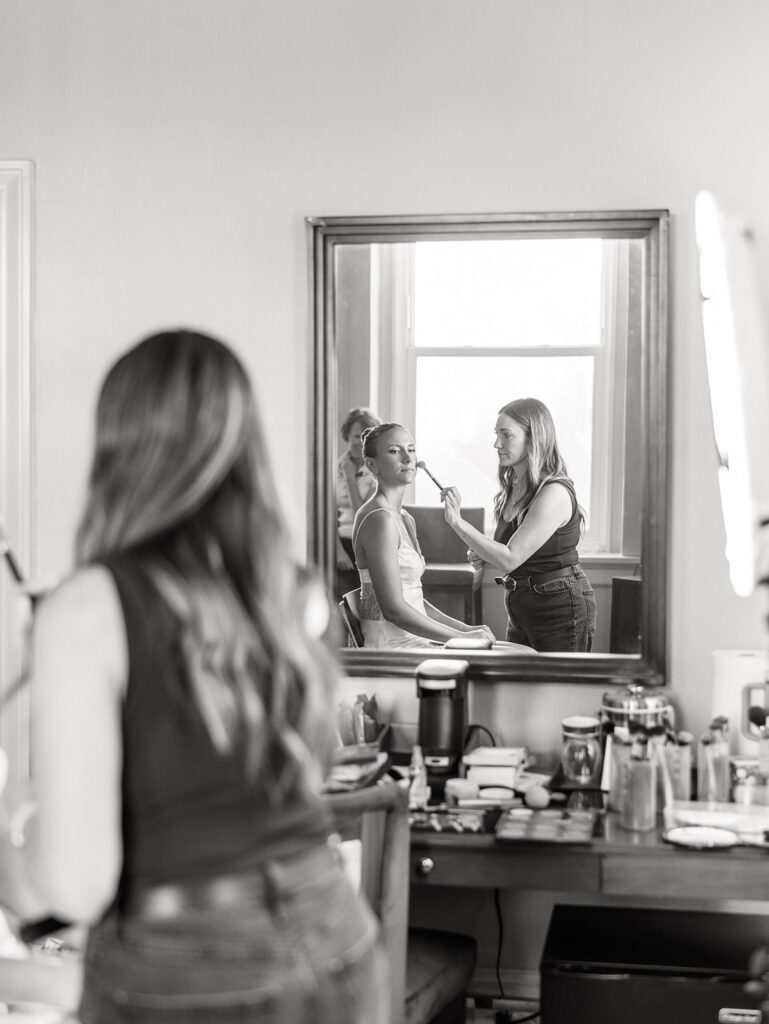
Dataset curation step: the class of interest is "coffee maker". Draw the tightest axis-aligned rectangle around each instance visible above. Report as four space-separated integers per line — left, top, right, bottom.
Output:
416 658 469 793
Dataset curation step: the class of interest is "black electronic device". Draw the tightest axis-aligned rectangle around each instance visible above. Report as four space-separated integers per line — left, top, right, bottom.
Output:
415 658 469 793
541 904 767 1023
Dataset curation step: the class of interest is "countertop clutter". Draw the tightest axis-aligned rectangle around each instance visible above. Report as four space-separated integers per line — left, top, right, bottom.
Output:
403 681 769 856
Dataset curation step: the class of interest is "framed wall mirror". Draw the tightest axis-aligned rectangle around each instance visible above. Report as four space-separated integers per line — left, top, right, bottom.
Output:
308 210 669 684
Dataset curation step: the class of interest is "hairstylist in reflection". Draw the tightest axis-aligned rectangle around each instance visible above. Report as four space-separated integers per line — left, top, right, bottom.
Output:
440 398 596 652
5 331 387 1023
352 422 495 648
337 406 381 570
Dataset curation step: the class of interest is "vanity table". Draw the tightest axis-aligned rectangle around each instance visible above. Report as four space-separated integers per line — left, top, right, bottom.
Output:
409 815 769 902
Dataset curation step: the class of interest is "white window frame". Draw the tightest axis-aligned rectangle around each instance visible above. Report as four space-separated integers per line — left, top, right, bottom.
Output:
0 160 35 782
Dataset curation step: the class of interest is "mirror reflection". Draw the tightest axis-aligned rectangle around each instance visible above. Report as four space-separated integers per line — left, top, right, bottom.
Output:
334 236 643 655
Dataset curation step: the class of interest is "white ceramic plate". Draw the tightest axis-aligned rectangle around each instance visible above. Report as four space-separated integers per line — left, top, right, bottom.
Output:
663 825 739 850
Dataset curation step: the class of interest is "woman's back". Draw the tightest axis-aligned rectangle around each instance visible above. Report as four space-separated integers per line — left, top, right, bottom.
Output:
21 329 388 1023
104 552 329 887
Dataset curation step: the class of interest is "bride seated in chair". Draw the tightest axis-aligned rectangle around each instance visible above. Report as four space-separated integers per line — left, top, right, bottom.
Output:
351 423 496 649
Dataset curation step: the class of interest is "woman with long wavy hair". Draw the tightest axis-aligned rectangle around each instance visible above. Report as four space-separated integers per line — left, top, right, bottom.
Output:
6 330 388 1022
440 397 596 652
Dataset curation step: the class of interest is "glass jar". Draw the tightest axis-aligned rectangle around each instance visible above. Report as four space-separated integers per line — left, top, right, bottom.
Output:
619 751 657 831
561 716 602 785
697 733 730 803
663 737 692 802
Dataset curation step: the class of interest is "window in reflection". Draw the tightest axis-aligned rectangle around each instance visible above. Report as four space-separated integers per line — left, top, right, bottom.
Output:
358 238 640 557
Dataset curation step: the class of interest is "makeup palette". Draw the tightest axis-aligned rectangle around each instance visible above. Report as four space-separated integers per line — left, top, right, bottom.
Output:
495 806 600 845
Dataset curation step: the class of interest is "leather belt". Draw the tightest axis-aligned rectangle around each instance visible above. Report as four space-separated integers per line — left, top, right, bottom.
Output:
124 871 271 919
494 563 581 592
121 842 338 920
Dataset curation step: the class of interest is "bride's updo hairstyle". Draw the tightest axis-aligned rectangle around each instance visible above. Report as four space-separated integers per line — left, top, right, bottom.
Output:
360 422 400 462
75 329 336 796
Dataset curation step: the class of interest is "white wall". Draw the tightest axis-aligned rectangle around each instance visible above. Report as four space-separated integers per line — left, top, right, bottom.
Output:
2 0 769 743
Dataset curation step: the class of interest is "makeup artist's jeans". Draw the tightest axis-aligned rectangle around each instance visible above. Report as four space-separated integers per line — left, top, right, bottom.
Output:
79 843 389 1024
504 564 596 652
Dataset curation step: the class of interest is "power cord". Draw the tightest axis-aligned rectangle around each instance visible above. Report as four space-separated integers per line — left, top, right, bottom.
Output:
493 887 505 999
466 723 497 749
492 887 541 1023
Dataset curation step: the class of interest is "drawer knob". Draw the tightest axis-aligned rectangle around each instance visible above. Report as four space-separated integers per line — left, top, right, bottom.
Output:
416 856 435 876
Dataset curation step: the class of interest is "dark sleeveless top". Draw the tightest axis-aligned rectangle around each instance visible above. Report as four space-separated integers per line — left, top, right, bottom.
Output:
101 554 330 889
493 481 581 577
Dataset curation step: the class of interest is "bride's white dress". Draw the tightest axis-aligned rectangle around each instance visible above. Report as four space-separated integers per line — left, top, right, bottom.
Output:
353 506 437 649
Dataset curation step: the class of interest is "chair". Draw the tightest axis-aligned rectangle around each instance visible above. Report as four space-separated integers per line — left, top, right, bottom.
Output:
325 783 476 1024
404 506 484 625
339 587 364 648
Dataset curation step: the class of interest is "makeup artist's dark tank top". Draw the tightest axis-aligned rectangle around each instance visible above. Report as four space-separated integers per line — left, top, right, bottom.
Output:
101 554 330 888
493 480 581 576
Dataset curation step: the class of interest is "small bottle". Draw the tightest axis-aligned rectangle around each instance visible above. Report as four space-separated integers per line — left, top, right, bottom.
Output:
408 744 431 810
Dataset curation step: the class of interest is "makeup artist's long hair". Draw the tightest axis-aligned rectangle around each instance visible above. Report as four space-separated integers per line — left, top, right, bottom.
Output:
493 397 584 531
75 329 337 797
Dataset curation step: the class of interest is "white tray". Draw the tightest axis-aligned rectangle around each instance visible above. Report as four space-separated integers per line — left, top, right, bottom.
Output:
663 799 769 837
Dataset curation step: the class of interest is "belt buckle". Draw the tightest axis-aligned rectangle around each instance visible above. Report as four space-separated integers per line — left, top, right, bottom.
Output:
494 575 518 590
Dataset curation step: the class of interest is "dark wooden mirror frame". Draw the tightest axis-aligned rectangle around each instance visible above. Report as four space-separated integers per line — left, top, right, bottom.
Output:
307 210 669 684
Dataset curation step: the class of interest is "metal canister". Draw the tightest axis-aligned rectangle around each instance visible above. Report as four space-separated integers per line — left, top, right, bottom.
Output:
600 683 675 733
601 684 674 810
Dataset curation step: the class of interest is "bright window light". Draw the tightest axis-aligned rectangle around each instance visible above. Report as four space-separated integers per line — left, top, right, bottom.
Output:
413 355 594 533
414 238 603 349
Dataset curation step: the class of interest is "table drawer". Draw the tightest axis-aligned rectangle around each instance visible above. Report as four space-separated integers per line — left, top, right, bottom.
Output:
602 853 769 900
410 844 600 891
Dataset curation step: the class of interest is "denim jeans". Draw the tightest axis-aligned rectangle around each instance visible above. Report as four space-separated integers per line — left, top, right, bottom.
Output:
504 564 596 652
79 843 389 1024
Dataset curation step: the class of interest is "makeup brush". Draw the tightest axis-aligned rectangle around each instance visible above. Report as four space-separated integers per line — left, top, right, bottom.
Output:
416 460 445 492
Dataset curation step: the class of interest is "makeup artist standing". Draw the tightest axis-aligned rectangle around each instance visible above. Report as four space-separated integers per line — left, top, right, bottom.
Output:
2 331 387 1022
440 398 596 652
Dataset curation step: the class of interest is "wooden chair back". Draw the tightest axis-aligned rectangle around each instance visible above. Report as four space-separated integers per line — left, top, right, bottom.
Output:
324 783 410 1024
403 506 484 563
339 588 364 647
